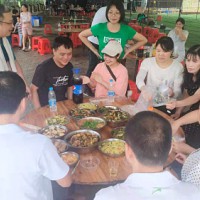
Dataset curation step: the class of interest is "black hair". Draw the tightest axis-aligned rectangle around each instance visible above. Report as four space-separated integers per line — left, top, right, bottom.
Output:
0 4 11 21
125 111 172 166
21 4 28 10
106 0 125 23
176 17 185 29
156 36 174 52
0 71 26 114
183 44 200 90
53 36 73 50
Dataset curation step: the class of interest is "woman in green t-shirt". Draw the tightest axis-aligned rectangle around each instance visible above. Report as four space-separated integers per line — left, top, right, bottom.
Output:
79 0 147 61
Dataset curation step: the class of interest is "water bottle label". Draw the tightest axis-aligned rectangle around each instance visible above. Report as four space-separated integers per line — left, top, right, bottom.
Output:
108 91 115 96
49 99 56 107
73 85 83 95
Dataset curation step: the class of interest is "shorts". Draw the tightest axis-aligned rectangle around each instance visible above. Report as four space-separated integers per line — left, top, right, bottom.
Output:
22 26 32 36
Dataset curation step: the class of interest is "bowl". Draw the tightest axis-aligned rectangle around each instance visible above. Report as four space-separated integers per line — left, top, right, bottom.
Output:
46 115 70 126
98 138 125 157
60 151 80 167
97 105 120 114
111 126 126 140
39 125 68 139
64 129 101 154
69 108 96 120
102 110 130 128
51 139 68 154
76 117 106 131
80 156 100 171
77 102 98 111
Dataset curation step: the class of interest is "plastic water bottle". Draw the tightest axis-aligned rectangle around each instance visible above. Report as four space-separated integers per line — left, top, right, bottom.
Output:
107 79 115 102
48 87 57 112
73 68 83 104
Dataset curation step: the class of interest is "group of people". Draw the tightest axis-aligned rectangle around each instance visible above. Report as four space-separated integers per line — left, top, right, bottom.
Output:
12 4 32 51
0 0 200 199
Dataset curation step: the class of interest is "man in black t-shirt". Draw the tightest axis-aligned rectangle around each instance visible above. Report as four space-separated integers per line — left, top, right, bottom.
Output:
31 36 74 108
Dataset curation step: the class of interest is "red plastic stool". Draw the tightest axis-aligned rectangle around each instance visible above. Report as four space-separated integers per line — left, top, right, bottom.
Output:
38 38 52 55
32 36 42 50
128 80 140 102
44 24 52 35
11 34 19 47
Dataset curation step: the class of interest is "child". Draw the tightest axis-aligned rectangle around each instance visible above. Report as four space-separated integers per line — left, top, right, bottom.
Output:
13 16 23 49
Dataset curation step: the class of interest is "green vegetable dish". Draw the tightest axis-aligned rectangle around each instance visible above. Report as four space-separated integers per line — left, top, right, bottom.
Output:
111 127 126 140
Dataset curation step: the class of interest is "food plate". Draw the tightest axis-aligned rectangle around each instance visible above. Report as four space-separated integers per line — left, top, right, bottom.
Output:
60 151 79 167
51 139 68 154
77 102 98 111
39 125 68 139
69 108 95 119
98 138 125 157
97 105 120 114
46 115 70 126
102 110 130 128
77 117 106 130
111 126 126 140
64 129 101 153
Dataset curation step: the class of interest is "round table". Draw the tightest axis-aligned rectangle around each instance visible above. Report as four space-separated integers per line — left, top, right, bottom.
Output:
21 98 184 185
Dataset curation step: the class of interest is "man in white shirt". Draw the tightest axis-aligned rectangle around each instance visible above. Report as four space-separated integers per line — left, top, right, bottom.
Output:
94 111 200 200
0 71 72 200
87 6 107 77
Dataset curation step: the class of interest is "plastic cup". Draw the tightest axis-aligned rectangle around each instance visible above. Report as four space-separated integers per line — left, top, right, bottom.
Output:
108 159 119 178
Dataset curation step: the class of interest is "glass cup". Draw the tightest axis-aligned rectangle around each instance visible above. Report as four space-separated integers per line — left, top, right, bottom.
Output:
173 133 185 142
108 159 119 178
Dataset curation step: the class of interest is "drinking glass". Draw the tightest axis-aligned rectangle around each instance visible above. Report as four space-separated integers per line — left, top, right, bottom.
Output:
108 159 119 178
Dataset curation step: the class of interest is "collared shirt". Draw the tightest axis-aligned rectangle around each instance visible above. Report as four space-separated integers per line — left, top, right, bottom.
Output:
0 124 69 200
94 171 200 200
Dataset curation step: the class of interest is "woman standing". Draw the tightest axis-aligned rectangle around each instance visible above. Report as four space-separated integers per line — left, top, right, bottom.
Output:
168 18 189 63
20 4 32 51
172 44 200 148
79 0 147 62
136 36 184 114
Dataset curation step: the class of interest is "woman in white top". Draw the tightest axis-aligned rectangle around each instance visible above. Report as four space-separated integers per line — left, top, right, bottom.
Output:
168 18 189 63
20 4 32 51
136 36 184 114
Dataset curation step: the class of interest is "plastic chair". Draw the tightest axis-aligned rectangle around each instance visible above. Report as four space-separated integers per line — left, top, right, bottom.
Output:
148 28 159 44
156 15 162 23
44 24 52 35
142 26 151 38
31 36 42 50
70 32 82 48
38 38 52 55
80 24 90 29
11 34 19 47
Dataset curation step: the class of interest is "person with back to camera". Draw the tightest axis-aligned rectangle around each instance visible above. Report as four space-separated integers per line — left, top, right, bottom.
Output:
30 36 74 109
89 40 128 97
136 36 184 115
79 0 147 65
168 17 189 63
94 111 200 200
0 71 72 200
168 44 200 149
20 4 33 51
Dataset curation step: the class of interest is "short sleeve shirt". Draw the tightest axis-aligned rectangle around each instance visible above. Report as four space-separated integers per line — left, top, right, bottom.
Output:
91 23 136 59
32 58 73 106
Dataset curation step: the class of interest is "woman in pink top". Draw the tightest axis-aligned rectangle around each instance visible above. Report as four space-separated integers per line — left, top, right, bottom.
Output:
20 4 32 51
89 40 128 97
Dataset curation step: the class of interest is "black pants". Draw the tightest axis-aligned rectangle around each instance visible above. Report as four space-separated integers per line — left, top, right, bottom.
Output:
86 42 100 77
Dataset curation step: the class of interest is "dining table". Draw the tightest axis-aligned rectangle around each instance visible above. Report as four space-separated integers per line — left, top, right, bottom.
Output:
20 97 184 185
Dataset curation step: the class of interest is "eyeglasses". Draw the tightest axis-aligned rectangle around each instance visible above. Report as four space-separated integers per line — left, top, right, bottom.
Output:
0 21 13 25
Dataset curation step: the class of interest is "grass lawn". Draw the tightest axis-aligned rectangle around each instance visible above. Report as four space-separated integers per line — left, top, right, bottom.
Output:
126 12 200 49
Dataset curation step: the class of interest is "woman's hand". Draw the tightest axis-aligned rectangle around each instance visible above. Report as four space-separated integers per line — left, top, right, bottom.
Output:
92 73 103 83
166 100 177 110
171 120 180 134
175 153 187 165
171 109 181 120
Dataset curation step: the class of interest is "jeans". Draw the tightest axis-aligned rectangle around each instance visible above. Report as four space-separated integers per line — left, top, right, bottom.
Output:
86 42 100 77
19 33 23 47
